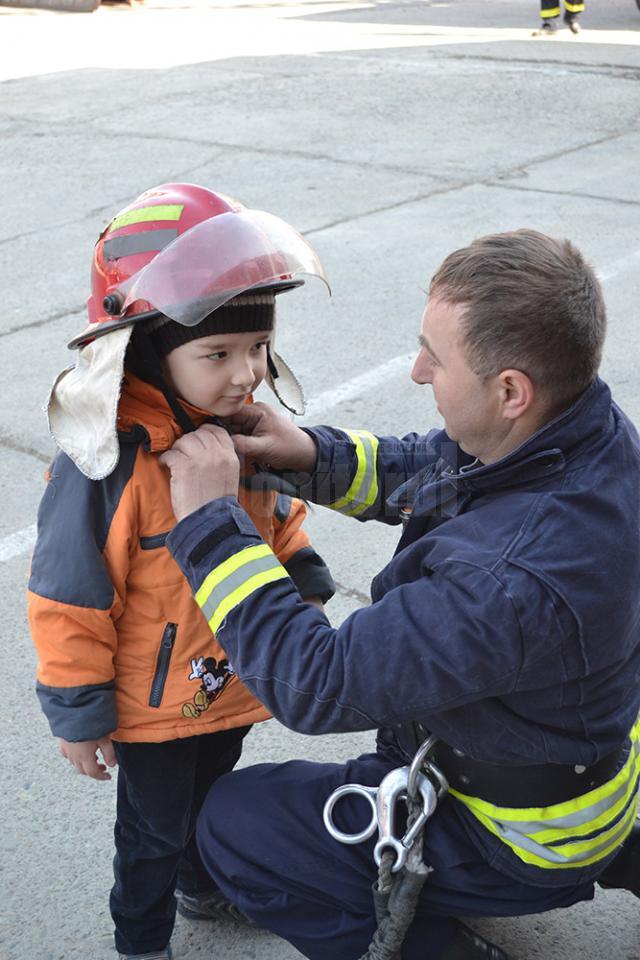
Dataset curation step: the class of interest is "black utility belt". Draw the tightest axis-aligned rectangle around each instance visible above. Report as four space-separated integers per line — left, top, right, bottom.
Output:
432 740 628 808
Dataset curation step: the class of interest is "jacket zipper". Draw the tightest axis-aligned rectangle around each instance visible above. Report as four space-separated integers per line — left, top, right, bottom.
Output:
149 622 177 708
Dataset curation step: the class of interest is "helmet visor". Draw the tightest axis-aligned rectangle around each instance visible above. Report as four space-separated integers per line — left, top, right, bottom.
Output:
117 209 328 326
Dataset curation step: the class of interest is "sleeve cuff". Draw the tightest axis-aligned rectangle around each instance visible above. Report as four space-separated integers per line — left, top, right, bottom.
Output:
167 497 264 585
36 680 117 741
284 546 337 603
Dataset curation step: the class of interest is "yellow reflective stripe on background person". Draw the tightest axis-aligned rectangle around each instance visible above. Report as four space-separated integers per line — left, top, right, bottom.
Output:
328 430 380 517
450 718 640 869
565 2 585 12
196 543 290 634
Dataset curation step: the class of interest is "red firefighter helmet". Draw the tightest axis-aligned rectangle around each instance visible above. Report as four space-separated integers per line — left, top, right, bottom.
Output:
71 182 328 349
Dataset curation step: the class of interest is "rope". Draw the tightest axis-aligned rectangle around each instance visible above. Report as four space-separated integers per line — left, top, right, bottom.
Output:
358 797 433 960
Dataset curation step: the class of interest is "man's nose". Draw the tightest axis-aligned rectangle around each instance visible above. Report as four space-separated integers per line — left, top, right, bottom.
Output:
411 351 433 385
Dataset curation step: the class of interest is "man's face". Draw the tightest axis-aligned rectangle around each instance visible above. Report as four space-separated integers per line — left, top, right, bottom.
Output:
162 329 271 416
411 297 502 461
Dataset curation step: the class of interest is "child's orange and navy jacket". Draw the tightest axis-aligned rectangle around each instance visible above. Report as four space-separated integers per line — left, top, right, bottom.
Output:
28 373 335 744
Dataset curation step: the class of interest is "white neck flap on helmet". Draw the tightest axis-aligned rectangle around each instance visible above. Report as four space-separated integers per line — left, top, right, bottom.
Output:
46 326 133 480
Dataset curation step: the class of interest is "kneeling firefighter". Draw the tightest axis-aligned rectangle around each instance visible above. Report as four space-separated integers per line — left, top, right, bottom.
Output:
157 227 640 960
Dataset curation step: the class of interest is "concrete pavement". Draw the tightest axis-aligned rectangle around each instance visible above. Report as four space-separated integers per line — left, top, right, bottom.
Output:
1 1 639 957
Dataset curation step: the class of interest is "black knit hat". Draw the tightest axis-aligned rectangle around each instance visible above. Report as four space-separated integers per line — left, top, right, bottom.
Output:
143 292 275 359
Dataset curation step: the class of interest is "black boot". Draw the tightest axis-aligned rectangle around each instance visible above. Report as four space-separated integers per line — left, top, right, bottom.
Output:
564 13 581 34
441 922 511 960
597 822 640 898
532 19 558 36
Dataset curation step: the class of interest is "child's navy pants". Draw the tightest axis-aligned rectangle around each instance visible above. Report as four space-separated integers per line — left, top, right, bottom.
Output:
110 726 249 956
196 751 596 960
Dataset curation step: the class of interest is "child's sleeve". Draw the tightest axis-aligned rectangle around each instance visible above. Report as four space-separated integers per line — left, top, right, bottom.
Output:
27 451 134 742
271 494 336 603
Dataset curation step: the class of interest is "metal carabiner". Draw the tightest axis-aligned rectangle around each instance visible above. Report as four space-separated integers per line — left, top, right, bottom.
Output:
374 768 439 872
373 766 411 871
323 783 379 845
322 736 449 874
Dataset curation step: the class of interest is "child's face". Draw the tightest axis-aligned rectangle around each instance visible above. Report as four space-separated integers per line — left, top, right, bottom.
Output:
162 329 272 416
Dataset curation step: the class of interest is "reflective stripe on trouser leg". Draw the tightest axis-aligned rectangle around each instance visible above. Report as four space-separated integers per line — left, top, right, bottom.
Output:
541 0 561 16
196 543 290 633
450 717 640 870
327 430 380 517
565 2 584 13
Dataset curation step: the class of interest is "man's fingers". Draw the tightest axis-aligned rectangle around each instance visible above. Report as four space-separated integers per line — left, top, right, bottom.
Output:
197 423 236 448
226 402 269 435
165 425 233 458
232 433 266 459
159 448 187 471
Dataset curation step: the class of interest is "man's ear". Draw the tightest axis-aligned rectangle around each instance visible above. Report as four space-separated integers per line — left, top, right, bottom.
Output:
497 369 536 421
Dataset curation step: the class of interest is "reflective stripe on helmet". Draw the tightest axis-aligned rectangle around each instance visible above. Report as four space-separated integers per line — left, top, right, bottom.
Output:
450 717 640 869
328 430 380 517
195 543 290 634
103 228 179 261
107 204 184 233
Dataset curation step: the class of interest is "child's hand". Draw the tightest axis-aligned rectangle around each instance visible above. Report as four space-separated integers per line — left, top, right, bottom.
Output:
59 736 116 781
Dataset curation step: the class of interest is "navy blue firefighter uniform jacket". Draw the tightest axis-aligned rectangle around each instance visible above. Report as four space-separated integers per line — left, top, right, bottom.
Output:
167 377 640 888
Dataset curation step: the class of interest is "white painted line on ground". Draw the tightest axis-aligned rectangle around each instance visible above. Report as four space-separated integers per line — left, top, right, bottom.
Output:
0 522 36 563
302 352 415 422
599 247 640 284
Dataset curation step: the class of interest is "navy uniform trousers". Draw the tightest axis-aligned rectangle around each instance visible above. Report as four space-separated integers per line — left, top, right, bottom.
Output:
196 751 596 960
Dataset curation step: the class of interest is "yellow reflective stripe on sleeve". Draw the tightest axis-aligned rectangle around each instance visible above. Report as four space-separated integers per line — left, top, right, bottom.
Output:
195 542 289 634
328 430 379 517
208 564 289 635
196 543 273 608
107 204 184 233
450 717 640 869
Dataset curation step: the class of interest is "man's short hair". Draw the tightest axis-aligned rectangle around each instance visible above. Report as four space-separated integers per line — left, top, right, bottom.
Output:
429 229 607 410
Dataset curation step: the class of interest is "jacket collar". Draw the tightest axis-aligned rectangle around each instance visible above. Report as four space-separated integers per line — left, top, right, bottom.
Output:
410 378 612 518
117 373 251 454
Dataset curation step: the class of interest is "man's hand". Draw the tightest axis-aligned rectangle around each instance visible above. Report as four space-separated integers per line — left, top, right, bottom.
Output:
159 425 240 521
59 736 116 781
227 402 318 473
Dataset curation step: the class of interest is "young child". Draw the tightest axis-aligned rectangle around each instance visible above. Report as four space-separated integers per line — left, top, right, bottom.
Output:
28 183 335 960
